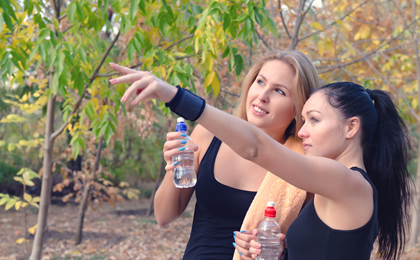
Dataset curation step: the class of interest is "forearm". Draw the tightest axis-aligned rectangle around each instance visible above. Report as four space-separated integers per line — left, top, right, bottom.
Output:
153 171 194 226
196 104 267 163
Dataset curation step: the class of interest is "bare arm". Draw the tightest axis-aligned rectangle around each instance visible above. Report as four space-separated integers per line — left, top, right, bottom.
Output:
154 125 213 225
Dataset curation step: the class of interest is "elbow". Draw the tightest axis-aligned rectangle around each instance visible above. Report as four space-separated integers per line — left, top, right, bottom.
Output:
156 218 169 227
155 213 171 226
242 143 261 162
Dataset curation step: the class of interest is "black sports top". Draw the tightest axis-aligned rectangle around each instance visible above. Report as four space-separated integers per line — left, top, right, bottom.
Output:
183 137 257 259
286 167 378 260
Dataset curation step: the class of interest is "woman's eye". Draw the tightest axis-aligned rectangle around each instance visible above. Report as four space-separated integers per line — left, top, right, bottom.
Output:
257 79 264 85
275 89 285 95
311 118 318 123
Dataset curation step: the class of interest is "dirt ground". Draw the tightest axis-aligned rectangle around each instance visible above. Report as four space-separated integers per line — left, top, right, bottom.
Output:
0 197 194 260
1 195 420 260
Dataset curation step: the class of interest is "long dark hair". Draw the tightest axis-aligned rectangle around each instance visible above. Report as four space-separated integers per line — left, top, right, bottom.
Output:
320 82 412 260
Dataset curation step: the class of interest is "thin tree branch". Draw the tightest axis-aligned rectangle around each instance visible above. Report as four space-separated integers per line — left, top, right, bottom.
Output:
303 0 316 17
299 0 371 42
255 29 272 51
221 89 240 97
96 55 195 77
50 30 121 141
287 0 305 50
163 34 194 51
318 19 419 74
278 0 292 39
58 13 67 21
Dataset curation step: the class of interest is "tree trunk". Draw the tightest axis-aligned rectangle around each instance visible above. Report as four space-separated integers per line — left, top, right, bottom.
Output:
29 95 56 260
147 153 165 216
74 182 91 245
408 0 420 249
408 129 420 249
74 136 103 245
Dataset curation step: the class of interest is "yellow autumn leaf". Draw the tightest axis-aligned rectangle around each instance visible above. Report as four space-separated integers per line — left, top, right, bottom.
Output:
204 72 216 88
354 31 361 41
32 196 41 203
28 224 37 235
211 74 220 98
311 22 324 31
24 193 32 203
102 179 113 186
119 181 130 188
15 201 21 211
345 42 356 56
358 24 371 40
412 98 418 110
317 40 325 56
16 238 26 244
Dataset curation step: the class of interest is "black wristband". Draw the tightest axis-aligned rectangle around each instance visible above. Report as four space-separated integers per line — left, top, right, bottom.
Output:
165 85 206 121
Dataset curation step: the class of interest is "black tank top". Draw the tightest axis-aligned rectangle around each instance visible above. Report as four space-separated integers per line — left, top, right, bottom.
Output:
286 167 378 260
183 137 257 259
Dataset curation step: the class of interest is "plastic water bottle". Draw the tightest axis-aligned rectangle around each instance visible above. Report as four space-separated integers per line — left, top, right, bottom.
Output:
256 201 281 260
172 117 197 188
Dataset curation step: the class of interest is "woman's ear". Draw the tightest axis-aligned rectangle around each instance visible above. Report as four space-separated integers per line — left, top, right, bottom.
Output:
346 117 361 139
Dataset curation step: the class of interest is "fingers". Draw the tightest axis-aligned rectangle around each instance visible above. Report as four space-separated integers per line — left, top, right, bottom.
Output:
234 230 257 259
109 63 139 75
249 239 261 259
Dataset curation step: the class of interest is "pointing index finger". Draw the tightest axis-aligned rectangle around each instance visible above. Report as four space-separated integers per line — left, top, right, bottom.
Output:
109 63 139 75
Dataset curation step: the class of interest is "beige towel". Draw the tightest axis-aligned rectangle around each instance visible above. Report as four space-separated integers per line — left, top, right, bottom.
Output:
233 136 307 260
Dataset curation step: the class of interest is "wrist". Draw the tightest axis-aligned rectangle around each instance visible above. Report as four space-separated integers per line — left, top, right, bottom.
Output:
165 85 206 121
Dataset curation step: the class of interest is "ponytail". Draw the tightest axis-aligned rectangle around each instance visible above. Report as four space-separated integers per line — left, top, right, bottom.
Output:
364 89 412 260
320 82 412 260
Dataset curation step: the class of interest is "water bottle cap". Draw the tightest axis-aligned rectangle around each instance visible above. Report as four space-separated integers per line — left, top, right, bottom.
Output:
176 118 187 132
265 201 276 217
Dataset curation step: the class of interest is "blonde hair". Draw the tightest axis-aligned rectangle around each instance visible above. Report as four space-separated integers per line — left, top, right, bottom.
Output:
234 50 320 138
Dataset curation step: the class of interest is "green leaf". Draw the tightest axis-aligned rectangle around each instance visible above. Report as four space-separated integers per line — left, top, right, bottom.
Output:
5 198 16 211
234 54 244 76
139 0 146 14
105 124 113 144
0 15 3 34
37 28 50 43
223 13 231 31
222 46 230 59
67 2 77 23
130 0 140 21
28 43 39 62
127 42 134 62
52 73 59 95
2 12 13 32
176 73 190 88
173 65 187 74
77 47 87 63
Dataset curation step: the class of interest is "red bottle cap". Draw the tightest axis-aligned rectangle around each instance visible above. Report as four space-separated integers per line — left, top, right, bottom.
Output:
265 201 276 217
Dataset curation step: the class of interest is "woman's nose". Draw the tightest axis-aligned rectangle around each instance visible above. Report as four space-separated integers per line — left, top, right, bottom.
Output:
258 89 269 103
298 124 308 139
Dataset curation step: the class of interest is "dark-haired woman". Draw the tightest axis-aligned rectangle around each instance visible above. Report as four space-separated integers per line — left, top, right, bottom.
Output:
110 70 412 260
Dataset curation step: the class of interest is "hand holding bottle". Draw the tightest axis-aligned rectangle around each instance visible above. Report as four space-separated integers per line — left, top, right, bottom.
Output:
249 232 286 260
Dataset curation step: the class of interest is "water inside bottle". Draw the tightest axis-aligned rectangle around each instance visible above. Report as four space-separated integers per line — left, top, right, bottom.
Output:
173 151 196 188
